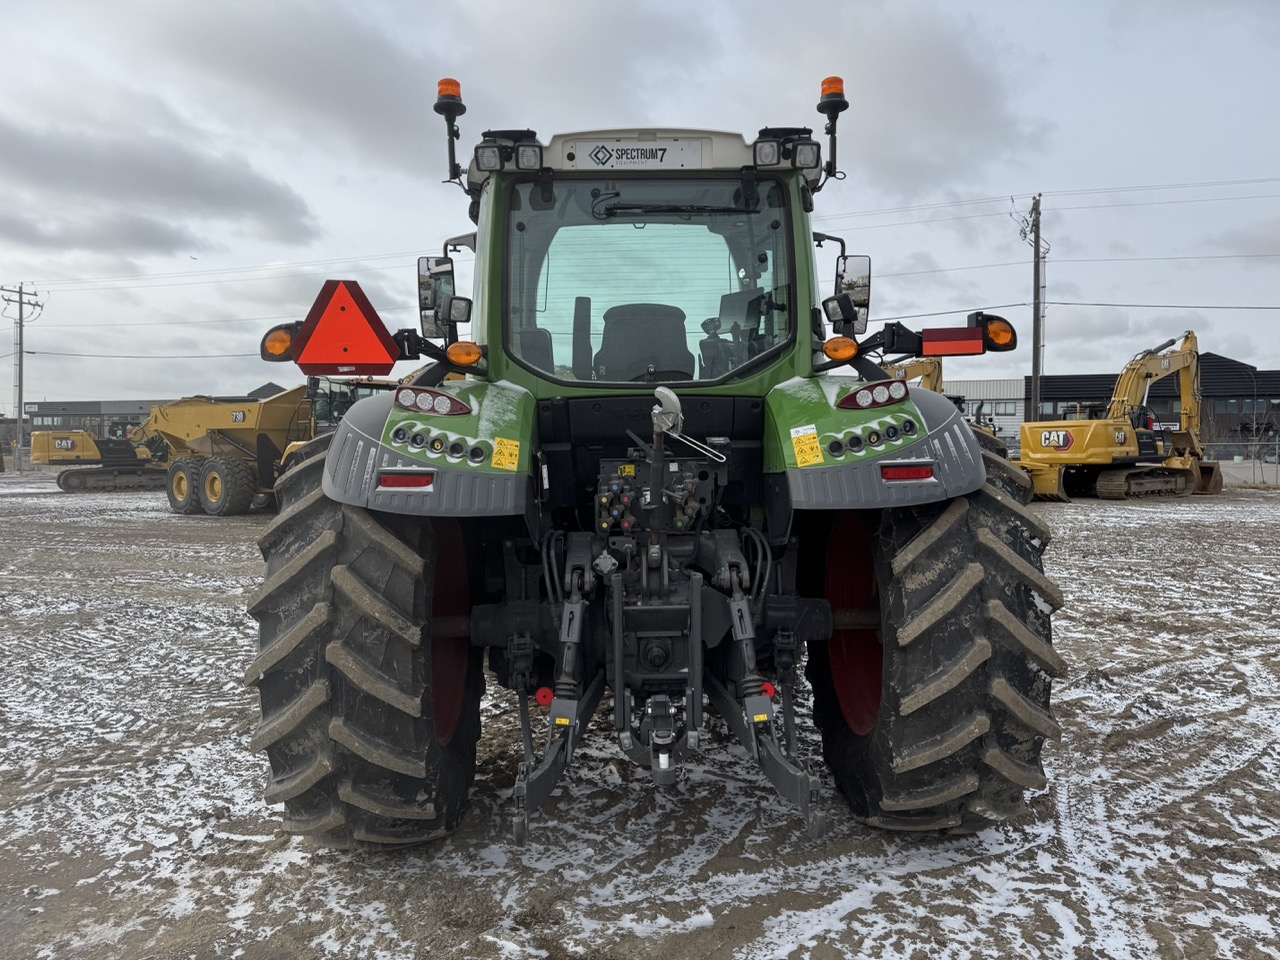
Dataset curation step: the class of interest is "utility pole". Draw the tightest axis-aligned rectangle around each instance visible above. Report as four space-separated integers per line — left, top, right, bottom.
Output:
1027 195 1044 420
2 282 43 471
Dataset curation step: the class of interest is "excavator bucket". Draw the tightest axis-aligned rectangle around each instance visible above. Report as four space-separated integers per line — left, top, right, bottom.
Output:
1194 460 1224 496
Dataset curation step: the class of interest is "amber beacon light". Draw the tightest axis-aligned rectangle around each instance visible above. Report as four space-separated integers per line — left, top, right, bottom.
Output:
437 78 462 103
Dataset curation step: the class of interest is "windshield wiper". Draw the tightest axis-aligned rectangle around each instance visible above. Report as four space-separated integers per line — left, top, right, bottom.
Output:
594 202 746 220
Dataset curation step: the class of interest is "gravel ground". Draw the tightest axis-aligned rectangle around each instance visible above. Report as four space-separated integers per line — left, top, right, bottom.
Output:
0 469 1277 959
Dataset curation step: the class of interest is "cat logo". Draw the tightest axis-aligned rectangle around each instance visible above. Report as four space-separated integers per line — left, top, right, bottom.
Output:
1041 429 1073 451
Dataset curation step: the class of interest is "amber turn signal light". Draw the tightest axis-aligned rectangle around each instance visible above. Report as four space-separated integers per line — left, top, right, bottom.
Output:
446 341 484 366
984 316 1017 351
259 323 297 362
263 330 292 356
822 337 858 362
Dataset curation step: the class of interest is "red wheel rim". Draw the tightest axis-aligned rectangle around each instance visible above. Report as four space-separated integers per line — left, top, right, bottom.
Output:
825 512 882 736
430 519 470 747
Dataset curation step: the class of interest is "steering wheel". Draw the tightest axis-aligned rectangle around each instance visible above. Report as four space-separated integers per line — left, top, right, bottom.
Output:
630 369 695 382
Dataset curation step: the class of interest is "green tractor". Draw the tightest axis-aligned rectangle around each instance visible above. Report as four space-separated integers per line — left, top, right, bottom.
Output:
245 77 1064 847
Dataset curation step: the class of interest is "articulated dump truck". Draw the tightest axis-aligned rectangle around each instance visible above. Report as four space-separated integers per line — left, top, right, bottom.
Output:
243 77 1065 848
31 379 389 515
31 387 310 513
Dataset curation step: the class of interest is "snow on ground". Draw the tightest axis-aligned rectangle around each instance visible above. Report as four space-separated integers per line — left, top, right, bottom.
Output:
0 474 1277 959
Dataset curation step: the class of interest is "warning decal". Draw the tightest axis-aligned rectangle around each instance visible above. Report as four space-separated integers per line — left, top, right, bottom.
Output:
492 437 521 472
790 424 825 468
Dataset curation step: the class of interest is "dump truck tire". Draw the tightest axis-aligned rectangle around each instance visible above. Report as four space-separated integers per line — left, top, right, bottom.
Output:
199 457 257 516
166 459 204 515
806 468 1065 833
245 434 483 847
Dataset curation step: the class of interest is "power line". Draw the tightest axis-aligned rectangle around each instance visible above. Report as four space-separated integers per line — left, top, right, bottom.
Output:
35 253 474 293
1046 300 1279 310
876 304 1029 322
816 210 1012 230
1053 193 1280 213
814 176 1280 222
1042 176 1280 198
876 297 1279 323
26 350 260 359
816 191 1280 231
38 303 418 329
35 249 425 286
44 261 411 293
866 251 1280 281
1053 252 1280 265
39 313 300 329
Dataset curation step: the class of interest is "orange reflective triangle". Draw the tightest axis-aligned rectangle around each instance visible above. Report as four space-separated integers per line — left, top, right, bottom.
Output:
292 280 401 375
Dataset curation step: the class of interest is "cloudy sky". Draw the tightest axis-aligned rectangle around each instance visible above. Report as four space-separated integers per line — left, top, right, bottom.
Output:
2 0 1277 408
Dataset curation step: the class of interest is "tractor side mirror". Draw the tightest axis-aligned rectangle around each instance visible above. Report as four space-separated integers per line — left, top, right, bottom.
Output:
832 254 870 335
438 295 473 326
418 256 458 338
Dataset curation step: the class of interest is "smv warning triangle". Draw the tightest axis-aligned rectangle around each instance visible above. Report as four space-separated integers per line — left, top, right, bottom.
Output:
292 280 402 376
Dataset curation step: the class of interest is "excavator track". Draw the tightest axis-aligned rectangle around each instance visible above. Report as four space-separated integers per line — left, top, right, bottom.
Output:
1095 467 1192 500
57 466 169 493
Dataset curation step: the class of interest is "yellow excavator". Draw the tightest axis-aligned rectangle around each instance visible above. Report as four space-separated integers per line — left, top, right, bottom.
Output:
29 425 168 491
882 356 944 392
1014 330 1222 501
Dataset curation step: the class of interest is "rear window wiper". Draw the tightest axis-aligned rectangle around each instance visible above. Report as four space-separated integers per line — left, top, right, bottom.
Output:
594 202 746 219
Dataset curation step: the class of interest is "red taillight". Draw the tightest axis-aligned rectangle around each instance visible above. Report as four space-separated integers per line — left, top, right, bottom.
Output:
837 379 909 410
394 387 472 415
880 465 934 481
535 687 555 707
378 473 434 489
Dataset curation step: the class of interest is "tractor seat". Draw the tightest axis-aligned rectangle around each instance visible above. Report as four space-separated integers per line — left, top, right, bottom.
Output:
592 304 695 381
514 327 555 372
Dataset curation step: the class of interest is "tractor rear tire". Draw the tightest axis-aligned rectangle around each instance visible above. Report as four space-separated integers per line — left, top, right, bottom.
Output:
245 433 483 847
166 459 204 515
199 457 257 516
806 457 1065 833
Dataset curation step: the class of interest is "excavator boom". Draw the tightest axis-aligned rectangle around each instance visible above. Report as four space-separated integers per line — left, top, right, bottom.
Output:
1106 330 1201 433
